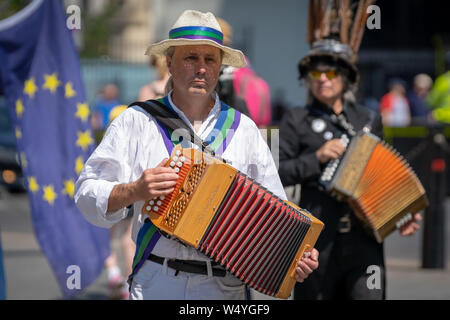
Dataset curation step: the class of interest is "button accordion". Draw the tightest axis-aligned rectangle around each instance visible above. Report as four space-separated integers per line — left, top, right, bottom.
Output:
319 130 428 242
142 145 324 299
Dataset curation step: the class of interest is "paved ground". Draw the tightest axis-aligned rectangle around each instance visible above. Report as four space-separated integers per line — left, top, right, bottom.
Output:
1 188 449 300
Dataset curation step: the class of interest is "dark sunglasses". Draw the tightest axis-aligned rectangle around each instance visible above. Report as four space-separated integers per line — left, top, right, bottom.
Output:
308 69 339 80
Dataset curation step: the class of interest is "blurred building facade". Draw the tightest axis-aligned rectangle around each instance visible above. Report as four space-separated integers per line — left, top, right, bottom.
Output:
65 0 310 108
65 0 154 63
108 0 154 63
358 0 450 107
61 0 450 111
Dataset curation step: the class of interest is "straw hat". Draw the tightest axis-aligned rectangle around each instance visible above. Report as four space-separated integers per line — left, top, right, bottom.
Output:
145 10 246 68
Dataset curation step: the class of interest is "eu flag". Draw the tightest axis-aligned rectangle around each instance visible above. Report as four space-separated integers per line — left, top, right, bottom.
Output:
0 0 110 297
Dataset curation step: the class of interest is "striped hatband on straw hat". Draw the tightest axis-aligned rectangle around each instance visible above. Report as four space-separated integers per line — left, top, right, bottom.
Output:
145 10 246 68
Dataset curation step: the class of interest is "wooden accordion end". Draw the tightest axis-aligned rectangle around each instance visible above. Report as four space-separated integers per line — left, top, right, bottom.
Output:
319 131 428 243
141 145 324 299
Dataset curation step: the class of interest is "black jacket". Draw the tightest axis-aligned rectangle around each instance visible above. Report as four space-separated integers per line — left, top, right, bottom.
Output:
278 99 383 250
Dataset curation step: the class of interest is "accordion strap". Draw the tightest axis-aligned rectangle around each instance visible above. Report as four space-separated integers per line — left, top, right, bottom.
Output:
128 99 217 158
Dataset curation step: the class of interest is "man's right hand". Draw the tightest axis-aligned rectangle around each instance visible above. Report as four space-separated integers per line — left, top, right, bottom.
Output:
107 159 178 213
315 139 346 164
133 158 179 201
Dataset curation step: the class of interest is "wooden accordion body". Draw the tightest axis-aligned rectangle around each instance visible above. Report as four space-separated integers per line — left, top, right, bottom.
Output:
142 145 324 299
319 131 428 242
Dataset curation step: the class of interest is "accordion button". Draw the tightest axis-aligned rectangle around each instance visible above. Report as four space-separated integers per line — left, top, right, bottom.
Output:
176 150 181 156
173 156 179 162
146 206 151 211
180 156 185 162
174 167 180 173
149 200 154 205
170 161 176 167
160 196 165 200
157 201 162 206
176 161 183 167
153 206 159 212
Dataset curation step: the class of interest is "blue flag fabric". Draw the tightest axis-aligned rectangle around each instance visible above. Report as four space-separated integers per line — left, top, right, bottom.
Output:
0 0 110 298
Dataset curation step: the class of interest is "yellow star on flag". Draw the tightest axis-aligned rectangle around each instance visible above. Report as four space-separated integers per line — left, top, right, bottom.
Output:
16 99 25 118
75 156 84 175
75 103 90 123
28 176 40 193
65 82 76 98
76 130 94 151
24 78 38 98
62 179 75 199
42 73 61 93
43 185 57 205
15 126 22 140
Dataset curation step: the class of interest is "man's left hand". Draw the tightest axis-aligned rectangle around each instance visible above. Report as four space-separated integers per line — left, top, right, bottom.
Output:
399 213 422 236
295 248 319 283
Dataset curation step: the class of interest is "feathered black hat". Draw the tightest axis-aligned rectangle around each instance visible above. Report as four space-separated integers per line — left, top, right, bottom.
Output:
298 0 377 85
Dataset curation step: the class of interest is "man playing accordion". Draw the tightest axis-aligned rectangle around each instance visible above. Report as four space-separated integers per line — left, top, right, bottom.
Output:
75 10 319 300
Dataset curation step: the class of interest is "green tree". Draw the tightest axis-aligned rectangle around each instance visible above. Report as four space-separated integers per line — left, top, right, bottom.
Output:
0 0 30 20
80 1 122 59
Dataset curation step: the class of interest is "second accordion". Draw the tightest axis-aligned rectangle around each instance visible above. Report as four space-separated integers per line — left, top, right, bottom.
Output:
319 130 428 242
142 145 324 299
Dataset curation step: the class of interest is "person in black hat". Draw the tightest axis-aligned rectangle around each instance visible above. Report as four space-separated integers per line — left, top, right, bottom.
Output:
278 1 421 300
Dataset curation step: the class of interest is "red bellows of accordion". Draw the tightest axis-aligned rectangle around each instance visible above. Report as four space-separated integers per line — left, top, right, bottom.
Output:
198 172 313 296
142 146 324 298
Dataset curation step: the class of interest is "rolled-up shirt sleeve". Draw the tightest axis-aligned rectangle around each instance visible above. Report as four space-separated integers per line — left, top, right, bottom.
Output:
251 125 287 201
75 110 136 228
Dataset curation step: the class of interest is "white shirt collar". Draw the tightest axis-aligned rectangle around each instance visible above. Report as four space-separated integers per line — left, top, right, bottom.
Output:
167 90 221 137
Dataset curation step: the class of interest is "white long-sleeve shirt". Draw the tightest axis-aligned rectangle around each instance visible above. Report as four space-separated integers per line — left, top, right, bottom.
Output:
74 91 286 261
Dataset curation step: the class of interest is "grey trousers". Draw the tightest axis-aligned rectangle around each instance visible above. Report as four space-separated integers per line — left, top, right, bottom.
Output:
130 259 247 300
